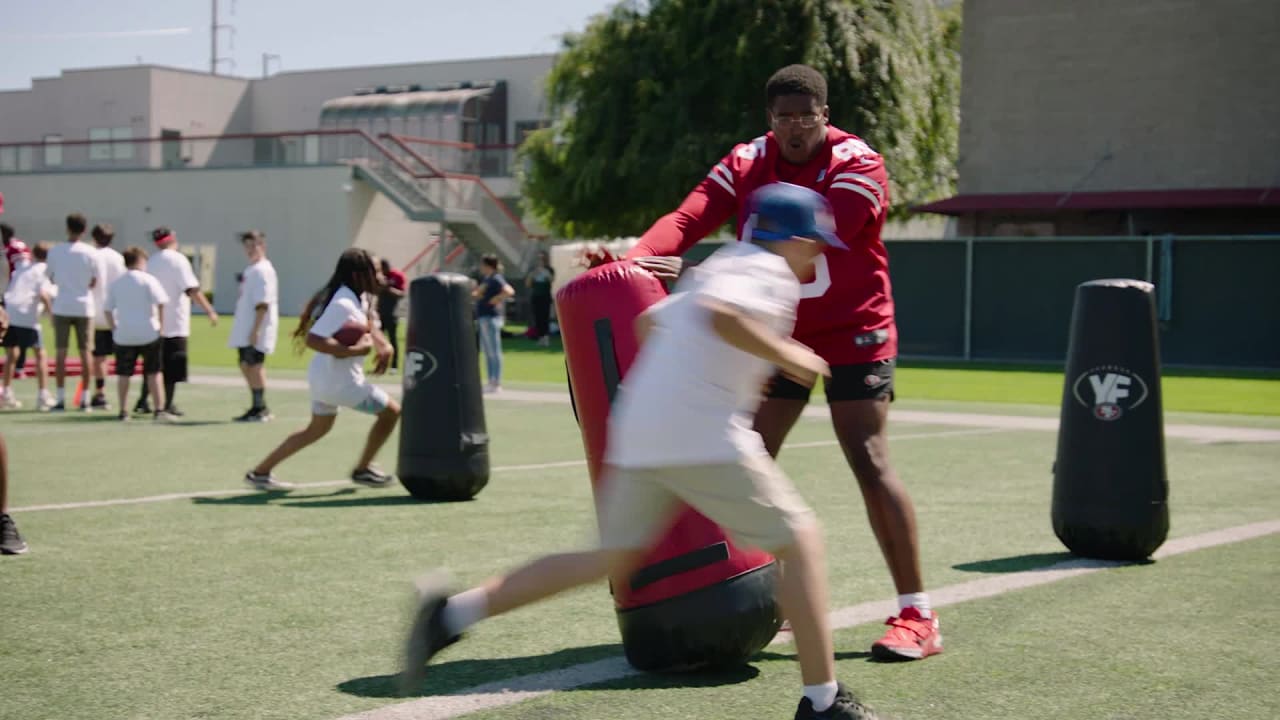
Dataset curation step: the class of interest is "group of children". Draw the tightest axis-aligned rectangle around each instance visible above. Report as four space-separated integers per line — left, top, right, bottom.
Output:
0 215 219 419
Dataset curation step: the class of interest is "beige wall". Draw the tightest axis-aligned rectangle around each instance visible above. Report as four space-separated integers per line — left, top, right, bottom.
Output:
348 180 444 283
0 67 153 170
958 0 1280 195
147 69 252 167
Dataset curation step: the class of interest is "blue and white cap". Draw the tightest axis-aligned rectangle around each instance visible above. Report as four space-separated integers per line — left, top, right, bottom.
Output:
745 182 846 250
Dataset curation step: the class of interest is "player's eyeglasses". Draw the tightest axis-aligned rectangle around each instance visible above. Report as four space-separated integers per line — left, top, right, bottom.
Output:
771 113 823 129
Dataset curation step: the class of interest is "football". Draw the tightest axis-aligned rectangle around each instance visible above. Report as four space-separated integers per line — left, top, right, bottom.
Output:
332 321 370 347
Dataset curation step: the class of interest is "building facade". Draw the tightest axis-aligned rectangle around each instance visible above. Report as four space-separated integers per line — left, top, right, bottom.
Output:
0 54 554 313
919 0 1280 236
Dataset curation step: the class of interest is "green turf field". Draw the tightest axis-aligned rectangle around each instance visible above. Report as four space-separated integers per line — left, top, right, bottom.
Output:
174 316 1280 415
2 376 1278 719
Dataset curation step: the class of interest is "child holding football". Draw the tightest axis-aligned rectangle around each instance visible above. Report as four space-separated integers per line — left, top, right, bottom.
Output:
243 248 398 491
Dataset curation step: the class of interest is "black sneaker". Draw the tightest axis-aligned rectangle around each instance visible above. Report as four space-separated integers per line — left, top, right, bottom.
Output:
133 401 152 415
351 466 395 488
1 513 29 555
795 683 879 720
91 393 109 409
117 410 131 422
400 570 461 696
50 401 66 412
244 470 294 491
163 405 185 417
234 407 273 423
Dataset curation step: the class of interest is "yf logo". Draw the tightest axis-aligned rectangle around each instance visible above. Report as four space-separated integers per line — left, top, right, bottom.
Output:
1072 365 1149 421
403 349 438 392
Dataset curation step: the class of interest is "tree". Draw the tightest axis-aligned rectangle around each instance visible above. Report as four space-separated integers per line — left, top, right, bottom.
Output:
520 0 962 238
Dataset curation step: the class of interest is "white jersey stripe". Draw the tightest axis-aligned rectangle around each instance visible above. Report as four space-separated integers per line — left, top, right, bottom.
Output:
707 170 735 197
833 172 886 201
829 182 882 215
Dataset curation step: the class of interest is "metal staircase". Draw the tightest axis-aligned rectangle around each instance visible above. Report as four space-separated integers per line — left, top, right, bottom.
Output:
344 133 538 274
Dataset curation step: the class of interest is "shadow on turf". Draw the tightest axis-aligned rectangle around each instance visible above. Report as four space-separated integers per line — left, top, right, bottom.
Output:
339 643 762 699
953 552 1155 573
754 649 874 664
191 488 453 508
952 552 1076 573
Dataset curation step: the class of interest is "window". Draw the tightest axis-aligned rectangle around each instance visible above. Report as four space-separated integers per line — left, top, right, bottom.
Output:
89 127 134 161
0 146 15 172
514 119 551 146
110 127 133 160
44 135 62 167
89 128 112 160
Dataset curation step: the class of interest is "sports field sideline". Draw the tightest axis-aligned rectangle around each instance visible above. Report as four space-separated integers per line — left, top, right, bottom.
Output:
3 357 1278 720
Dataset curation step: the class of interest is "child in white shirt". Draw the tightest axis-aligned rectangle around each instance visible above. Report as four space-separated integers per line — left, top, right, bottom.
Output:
245 248 397 491
104 247 171 422
1 243 54 410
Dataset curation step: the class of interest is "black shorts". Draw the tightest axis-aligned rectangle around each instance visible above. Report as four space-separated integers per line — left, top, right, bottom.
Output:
115 341 162 377
93 329 115 357
161 336 189 384
2 325 40 350
767 358 896 403
237 346 266 366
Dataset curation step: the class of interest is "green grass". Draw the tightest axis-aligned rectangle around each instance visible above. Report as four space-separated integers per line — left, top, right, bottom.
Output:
2 379 1279 719
170 316 1280 416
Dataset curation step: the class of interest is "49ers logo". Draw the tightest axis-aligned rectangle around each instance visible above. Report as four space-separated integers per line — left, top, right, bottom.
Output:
1072 365 1150 421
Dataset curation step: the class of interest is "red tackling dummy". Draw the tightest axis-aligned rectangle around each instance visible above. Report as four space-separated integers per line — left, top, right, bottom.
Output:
556 260 779 672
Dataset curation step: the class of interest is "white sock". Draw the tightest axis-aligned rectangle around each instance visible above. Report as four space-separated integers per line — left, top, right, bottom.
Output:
440 587 489 637
56 387 65 403
803 681 839 712
898 592 932 618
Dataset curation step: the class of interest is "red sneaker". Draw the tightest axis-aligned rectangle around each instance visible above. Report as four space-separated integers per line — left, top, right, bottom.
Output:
871 607 942 660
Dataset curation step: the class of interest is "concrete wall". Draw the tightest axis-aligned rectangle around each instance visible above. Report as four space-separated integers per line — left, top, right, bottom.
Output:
347 179 443 282
0 67 153 170
250 54 554 142
147 69 252 167
0 166 352 314
958 0 1280 194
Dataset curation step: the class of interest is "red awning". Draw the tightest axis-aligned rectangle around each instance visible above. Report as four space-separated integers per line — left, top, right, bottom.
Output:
914 187 1280 215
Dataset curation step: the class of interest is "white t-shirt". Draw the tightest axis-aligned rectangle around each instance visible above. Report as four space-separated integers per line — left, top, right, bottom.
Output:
228 258 279 354
147 247 200 338
606 243 800 468
46 240 101 318
92 246 127 326
105 270 170 346
307 285 370 392
2 261 53 329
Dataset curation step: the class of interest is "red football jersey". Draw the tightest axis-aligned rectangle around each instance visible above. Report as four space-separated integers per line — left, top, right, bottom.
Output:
4 238 30 279
627 126 895 364
386 268 407 292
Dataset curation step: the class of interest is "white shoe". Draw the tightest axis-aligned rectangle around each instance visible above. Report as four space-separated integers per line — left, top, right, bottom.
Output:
1 391 21 409
37 391 55 412
482 382 501 395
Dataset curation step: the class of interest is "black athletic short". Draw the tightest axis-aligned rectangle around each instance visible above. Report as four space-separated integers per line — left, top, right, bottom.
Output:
767 358 896 403
93 329 115 358
115 341 162 377
161 336 189 384
2 325 40 350
237 346 266 366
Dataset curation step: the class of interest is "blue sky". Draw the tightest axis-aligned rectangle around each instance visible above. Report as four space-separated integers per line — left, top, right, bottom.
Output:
0 0 616 90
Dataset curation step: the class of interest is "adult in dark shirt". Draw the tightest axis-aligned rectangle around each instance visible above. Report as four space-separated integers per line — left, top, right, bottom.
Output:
378 259 407 370
472 254 514 393
525 251 555 347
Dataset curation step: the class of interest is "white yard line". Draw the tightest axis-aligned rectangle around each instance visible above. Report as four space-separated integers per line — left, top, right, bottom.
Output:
337 519 1280 720
185 375 1280 443
10 428 1010 513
